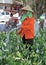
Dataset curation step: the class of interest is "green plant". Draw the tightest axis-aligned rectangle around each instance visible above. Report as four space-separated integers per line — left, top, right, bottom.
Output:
0 28 46 65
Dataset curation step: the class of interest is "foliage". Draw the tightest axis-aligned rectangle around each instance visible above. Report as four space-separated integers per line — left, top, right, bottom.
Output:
0 28 46 65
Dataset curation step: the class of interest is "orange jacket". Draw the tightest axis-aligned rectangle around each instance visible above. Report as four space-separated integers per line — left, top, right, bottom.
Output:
20 17 34 39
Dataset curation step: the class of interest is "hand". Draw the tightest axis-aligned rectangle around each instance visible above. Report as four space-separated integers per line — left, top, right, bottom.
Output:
16 29 21 35
15 31 19 35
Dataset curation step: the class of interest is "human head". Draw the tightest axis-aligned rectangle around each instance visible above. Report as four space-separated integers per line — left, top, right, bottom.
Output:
21 5 34 17
21 5 33 13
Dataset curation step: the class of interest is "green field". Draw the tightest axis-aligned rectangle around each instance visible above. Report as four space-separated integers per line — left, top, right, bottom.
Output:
0 28 46 65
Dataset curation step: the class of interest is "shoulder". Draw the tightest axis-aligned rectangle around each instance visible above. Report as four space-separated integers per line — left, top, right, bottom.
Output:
29 17 34 21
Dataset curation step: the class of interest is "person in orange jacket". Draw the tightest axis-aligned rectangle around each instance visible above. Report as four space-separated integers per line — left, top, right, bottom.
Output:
16 5 34 50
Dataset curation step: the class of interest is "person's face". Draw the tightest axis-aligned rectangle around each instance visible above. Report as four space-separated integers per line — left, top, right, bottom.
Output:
22 10 28 14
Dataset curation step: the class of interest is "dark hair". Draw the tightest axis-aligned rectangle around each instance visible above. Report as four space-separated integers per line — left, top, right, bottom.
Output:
10 13 13 16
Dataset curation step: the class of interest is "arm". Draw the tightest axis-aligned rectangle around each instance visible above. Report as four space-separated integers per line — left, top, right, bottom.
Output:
16 28 22 34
